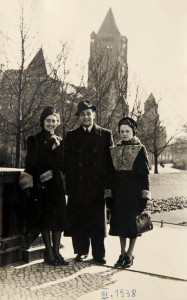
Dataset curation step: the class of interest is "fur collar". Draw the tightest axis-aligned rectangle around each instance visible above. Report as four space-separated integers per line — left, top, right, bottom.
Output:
116 136 141 146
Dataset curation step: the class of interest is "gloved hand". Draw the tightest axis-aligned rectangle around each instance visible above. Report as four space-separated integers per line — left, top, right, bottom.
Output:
138 198 147 214
40 170 53 183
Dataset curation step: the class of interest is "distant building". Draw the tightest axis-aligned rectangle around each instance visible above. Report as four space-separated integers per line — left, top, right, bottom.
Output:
138 93 167 166
88 8 129 129
0 48 61 167
160 139 187 170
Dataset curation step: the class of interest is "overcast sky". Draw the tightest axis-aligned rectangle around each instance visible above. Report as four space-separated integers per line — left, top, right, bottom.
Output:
1 0 187 136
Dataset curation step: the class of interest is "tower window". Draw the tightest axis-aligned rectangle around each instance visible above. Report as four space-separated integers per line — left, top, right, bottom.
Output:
101 37 113 42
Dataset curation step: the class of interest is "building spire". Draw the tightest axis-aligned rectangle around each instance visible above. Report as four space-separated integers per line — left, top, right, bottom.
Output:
26 48 47 76
98 8 120 36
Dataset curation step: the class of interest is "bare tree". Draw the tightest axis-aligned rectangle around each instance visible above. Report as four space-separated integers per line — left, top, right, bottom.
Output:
0 6 60 167
88 45 118 126
138 94 173 173
98 60 129 141
114 62 128 116
50 42 87 138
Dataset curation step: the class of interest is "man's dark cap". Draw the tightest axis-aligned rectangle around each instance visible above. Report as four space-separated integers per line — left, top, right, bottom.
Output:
75 100 96 116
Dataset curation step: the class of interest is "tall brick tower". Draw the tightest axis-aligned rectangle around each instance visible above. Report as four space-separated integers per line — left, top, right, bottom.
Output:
88 8 128 127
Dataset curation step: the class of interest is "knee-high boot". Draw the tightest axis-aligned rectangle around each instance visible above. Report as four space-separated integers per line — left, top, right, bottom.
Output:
52 231 69 265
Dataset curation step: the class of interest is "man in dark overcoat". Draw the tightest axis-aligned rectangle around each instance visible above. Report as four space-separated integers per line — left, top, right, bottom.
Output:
63 100 113 264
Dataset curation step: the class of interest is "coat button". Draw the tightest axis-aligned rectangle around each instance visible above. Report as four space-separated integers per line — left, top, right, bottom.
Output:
79 176 82 180
78 163 82 167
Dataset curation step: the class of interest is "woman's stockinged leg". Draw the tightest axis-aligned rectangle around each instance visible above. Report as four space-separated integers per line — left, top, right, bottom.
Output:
126 238 137 258
41 230 57 265
52 231 61 258
114 237 127 267
120 238 136 268
120 237 127 256
41 230 53 258
52 231 69 265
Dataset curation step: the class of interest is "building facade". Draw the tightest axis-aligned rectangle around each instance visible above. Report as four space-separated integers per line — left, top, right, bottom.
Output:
0 48 61 167
138 94 167 168
88 8 129 131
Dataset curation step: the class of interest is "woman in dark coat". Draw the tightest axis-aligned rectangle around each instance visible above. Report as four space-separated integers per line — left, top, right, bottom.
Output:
109 117 151 268
23 106 69 266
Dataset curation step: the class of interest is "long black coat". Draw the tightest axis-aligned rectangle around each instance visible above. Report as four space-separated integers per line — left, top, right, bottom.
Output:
109 137 150 238
25 129 68 232
63 124 113 237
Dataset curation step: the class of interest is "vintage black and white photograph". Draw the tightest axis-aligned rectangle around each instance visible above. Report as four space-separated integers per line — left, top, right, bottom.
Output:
0 0 187 299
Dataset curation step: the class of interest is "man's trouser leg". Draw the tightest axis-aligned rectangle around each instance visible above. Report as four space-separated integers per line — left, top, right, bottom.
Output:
72 234 90 255
91 235 105 259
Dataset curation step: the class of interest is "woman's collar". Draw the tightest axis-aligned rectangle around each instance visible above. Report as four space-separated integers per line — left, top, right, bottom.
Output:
116 136 141 146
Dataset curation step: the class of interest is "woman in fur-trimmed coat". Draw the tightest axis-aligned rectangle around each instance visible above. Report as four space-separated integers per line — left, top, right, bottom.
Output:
23 106 69 266
109 117 151 269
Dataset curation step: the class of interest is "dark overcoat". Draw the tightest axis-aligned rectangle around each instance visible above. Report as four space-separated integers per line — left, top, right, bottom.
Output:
25 129 68 232
109 137 150 238
63 124 113 237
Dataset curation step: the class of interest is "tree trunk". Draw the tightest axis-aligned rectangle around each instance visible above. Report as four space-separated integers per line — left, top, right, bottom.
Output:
62 124 66 140
154 154 158 174
15 130 21 168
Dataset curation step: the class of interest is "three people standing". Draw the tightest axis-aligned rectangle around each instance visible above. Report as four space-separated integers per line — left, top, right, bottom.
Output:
22 102 150 269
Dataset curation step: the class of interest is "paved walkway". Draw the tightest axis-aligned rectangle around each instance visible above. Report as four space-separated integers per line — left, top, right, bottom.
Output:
1 164 187 299
1 222 187 300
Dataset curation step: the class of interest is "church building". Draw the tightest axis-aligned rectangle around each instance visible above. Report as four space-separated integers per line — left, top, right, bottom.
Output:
88 8 129 128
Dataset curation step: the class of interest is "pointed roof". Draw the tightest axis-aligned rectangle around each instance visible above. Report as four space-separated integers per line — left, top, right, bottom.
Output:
144 93 158 112
90 31 96 38
26 48 47 76
146 93 156 104
98 8 120 36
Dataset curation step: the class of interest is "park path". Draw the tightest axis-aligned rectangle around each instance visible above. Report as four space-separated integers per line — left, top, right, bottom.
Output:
150 164 187 198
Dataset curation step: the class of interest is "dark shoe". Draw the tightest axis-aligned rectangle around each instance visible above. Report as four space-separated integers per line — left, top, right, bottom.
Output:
122 255 134 268
93 257 106 265
44 257 58 266
75 254 88 262
55 255 69 266
114 255 125 267
43 251 58 266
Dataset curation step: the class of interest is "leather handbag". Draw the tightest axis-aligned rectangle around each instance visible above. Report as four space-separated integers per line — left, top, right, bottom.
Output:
136 212 153 234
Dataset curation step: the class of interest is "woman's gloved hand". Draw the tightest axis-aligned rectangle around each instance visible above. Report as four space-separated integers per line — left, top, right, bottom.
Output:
138 198 148 214
40 170 53 183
